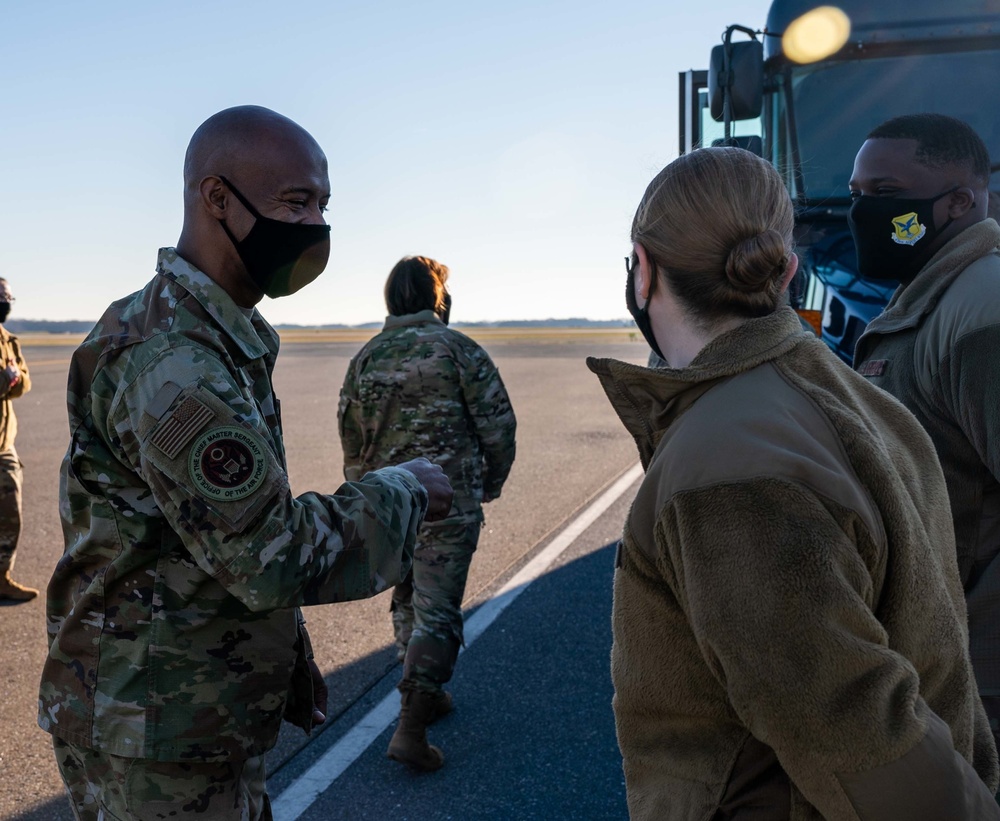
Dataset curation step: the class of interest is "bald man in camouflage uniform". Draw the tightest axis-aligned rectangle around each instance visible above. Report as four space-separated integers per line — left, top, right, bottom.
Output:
38 108 452 821
0 277 34 601
339 255 516 771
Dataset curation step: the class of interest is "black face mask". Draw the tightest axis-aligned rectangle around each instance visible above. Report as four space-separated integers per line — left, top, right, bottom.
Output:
848 189 956 284
625 255 664 361
0 303 10 324
218 176 332 298
438 292 452 325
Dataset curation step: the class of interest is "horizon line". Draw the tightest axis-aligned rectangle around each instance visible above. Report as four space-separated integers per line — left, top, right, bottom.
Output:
6 317 638 330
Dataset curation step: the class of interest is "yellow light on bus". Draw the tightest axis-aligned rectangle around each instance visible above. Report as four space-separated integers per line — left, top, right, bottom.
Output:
783 6 851 65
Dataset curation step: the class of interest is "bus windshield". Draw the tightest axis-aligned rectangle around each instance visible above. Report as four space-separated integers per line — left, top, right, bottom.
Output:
782 49 1000 202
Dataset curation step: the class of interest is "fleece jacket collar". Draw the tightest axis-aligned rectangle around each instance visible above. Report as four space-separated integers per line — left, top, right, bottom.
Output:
587 307 806 468
865 219 1000 335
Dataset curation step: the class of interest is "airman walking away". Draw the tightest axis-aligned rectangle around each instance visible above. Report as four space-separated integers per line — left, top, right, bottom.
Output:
339 256 516 771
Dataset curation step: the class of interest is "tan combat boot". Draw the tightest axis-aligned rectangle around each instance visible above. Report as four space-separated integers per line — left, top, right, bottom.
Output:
386 690 445 771
426 690 453 724
0 572 38 602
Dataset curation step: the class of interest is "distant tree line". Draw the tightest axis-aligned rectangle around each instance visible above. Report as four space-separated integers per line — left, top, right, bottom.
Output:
275 318 636 330
6 318 636 334
6 320 96 334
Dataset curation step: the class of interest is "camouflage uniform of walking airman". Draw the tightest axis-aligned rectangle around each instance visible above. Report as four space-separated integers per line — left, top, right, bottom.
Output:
338 310 516 697
0 324 29 583
39 249 428 820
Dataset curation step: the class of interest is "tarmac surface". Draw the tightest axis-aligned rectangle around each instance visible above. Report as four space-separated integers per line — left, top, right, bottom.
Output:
0 332 646 820
269 486 635 820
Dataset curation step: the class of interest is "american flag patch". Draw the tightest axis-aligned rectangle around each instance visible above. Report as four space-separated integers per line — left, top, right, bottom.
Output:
150 396 214 459
858 359 888 377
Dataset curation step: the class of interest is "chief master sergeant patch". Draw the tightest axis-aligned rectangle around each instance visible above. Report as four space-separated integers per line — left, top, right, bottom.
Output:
190 426 268 501
140 380 287 532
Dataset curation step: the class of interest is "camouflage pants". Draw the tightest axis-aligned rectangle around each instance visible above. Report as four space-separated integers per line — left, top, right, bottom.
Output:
0 446 22 574
52 736 270 821
391 521 481 694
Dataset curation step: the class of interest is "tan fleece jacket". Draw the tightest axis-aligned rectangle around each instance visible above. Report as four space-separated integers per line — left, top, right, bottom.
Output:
590 307 998 820
856 220 1000 739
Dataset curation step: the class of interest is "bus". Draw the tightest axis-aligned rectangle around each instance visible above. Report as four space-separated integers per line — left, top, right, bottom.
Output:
678 0 1000 361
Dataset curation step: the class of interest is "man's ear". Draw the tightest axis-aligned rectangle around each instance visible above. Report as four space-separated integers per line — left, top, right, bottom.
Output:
946 187 977 219
200 176 228 219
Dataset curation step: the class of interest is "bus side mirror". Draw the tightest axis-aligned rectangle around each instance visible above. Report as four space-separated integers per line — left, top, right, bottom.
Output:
709 40 763 121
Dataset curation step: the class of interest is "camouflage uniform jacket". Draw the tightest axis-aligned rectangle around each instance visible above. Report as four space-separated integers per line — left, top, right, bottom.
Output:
0 324 30 452
39 248 427 762
338 310 516 524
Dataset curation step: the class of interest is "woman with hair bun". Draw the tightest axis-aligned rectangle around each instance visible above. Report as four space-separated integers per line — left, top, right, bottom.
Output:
589 147 998 819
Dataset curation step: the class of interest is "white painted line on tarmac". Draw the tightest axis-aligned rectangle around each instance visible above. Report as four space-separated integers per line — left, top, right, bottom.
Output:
271 462 643 820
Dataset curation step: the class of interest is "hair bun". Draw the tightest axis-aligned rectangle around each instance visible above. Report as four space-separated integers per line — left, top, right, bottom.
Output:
725 228 788 292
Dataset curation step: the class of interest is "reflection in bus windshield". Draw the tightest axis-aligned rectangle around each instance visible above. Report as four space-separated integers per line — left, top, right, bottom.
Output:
787 50 1000 201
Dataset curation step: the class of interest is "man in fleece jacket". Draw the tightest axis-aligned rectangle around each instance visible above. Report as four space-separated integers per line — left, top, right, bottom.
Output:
851 115 1000 787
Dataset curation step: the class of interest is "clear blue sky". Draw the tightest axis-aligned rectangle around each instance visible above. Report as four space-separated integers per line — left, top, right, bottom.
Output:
0 0 772 326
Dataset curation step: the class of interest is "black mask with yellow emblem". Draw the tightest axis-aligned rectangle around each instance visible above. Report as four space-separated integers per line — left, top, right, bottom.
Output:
848 189 956 284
